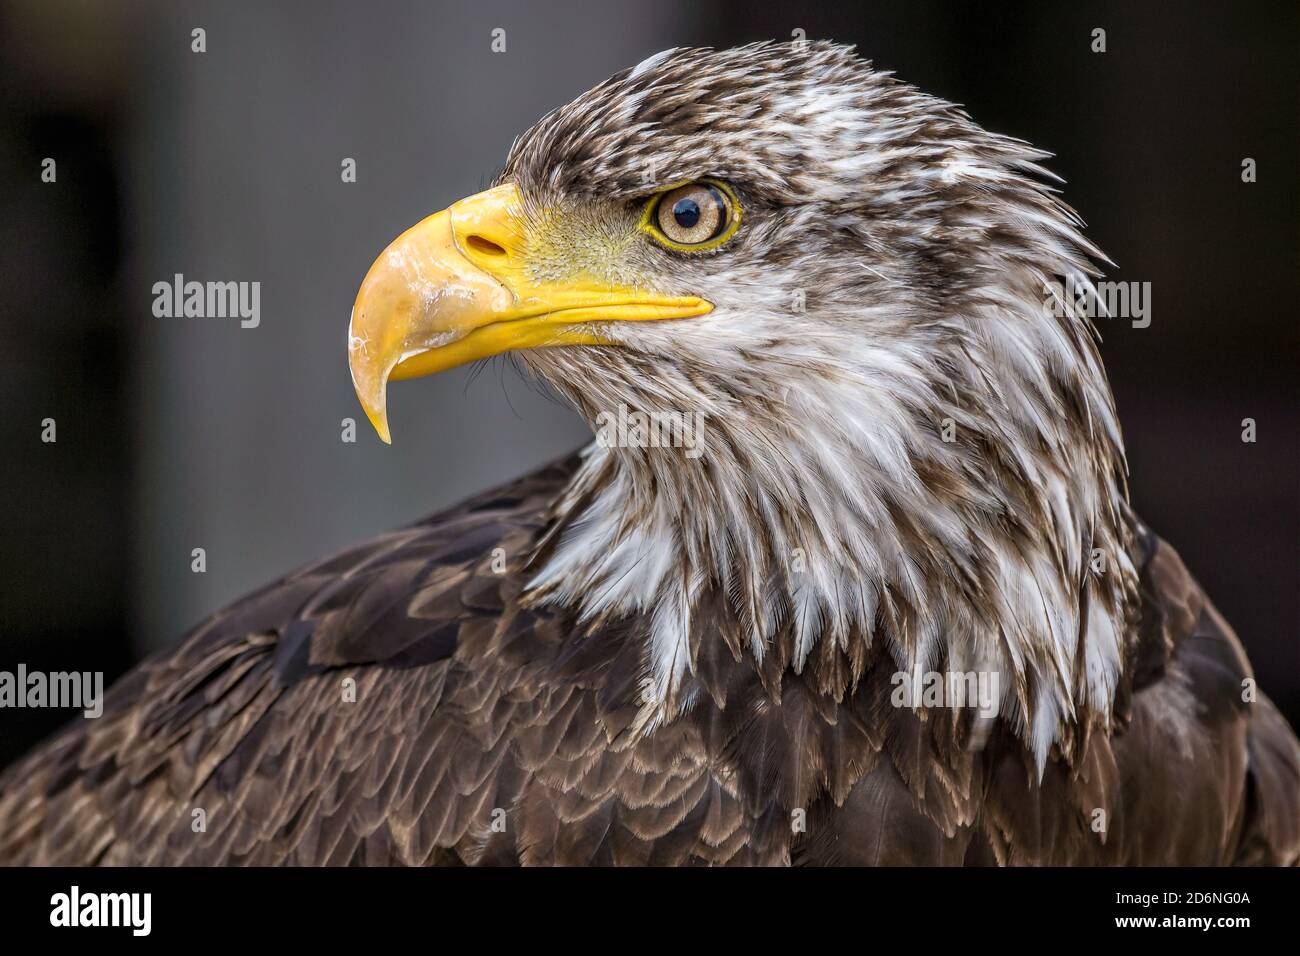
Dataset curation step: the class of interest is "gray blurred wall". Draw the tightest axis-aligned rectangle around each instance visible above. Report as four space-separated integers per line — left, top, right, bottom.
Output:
129 0 704 650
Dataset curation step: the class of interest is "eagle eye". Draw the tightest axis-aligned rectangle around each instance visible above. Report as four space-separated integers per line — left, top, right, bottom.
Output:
641 180 741 251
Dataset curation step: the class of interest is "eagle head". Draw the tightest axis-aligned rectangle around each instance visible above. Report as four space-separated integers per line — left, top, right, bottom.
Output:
347 41 1138 764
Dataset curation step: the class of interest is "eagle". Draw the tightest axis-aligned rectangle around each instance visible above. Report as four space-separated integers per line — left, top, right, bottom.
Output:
1 41 1296 866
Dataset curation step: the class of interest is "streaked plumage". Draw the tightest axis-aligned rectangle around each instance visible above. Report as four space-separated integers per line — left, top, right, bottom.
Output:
1 41 1295 865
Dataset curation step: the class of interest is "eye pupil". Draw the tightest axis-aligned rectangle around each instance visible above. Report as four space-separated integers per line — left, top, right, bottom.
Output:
672 198 701 229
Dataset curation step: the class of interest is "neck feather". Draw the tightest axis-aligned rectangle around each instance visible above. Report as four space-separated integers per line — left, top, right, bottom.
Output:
525 267 1138 769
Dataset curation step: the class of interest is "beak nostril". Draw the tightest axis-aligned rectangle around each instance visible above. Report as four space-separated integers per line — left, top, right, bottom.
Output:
465 235 507 257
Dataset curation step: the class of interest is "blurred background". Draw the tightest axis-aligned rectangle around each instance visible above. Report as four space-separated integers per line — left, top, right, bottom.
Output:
0 0 1295 766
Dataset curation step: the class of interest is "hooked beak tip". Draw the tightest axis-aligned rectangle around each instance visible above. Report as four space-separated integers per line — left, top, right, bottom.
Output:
357 383 393 444
348 323 394 444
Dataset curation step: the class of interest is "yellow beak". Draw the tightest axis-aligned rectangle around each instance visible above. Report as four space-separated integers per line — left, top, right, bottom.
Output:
347 183 712 442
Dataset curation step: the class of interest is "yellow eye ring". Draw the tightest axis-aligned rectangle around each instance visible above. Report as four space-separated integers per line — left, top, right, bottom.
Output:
639 179 742 253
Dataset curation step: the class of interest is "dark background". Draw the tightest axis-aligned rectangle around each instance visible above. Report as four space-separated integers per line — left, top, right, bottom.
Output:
1 0 1295 768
